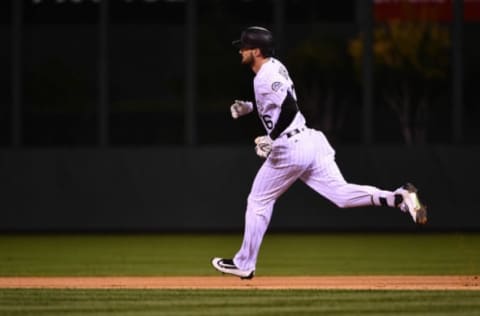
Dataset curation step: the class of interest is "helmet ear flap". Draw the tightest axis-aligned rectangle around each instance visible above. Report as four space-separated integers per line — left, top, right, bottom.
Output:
260 47 275 58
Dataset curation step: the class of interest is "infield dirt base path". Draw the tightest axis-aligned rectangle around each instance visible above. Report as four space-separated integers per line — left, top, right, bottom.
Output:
0 276 479 290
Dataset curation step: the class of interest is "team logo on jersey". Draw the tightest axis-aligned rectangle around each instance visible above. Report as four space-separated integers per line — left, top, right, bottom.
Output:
271 81 282 92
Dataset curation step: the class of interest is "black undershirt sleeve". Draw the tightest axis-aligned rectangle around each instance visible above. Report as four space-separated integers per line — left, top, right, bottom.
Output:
269 91 299 140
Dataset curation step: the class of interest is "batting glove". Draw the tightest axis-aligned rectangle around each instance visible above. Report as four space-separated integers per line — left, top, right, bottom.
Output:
230 100 253 119
254 135 273 158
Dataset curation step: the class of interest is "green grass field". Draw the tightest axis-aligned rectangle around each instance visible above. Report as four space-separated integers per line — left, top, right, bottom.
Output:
1 233 479 276
1 233 479 315
1 289 480 316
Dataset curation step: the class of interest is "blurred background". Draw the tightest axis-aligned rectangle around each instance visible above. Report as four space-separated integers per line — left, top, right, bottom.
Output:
0 0 479 232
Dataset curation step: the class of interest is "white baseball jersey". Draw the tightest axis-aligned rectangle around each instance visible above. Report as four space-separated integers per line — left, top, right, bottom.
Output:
232 58 401 272
253 58 305 137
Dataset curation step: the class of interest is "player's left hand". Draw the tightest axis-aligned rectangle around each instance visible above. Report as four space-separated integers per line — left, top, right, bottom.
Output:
254 135 273 158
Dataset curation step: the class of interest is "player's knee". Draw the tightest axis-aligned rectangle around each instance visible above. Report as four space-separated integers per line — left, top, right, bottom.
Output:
333 200 350 208
247 195 274 216
247 194 265 206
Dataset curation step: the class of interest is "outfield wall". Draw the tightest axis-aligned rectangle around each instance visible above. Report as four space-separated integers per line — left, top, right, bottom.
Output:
0 146 478 232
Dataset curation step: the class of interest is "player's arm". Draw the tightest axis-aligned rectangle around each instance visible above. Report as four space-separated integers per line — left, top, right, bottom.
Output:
253 81 298 158
268 91 298 140
258 79 299 140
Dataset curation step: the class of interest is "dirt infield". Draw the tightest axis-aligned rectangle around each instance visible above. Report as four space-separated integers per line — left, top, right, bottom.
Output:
0 276 479 290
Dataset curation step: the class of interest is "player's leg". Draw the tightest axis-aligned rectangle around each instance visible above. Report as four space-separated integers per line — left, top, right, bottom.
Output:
300 131 426 223
300 129 401 209
233 160 304 272
300 159 399 208
212 135 314 278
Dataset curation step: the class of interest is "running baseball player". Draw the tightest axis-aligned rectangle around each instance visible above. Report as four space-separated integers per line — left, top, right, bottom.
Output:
211 26 427 280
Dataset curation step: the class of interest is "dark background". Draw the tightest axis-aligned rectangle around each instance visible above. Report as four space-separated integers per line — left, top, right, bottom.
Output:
0 0 479 232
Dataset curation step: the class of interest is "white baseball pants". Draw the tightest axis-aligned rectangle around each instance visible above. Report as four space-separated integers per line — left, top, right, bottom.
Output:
233 128 397 271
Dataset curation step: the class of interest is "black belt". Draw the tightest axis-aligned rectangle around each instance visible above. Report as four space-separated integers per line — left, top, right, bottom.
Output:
285 128 304 138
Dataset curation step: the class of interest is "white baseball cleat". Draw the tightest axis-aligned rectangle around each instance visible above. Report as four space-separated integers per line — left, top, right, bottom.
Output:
395 183 428 225
211 257 255 280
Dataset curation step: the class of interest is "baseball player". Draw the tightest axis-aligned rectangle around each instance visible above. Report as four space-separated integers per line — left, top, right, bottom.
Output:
211 26 427 280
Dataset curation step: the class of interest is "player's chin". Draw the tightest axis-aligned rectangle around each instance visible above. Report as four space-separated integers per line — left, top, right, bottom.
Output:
241 57 253 66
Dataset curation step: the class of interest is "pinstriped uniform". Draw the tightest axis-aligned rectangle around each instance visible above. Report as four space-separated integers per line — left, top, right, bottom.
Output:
233 58 395 272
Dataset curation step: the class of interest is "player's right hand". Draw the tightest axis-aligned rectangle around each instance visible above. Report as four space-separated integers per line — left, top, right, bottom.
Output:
254 135 273 158
230 100 253 119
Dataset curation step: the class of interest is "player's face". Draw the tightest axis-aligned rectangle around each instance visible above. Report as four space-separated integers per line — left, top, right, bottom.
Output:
239 48 255 66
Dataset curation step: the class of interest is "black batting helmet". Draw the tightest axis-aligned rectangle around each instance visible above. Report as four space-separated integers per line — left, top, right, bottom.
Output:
232 26 275 57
